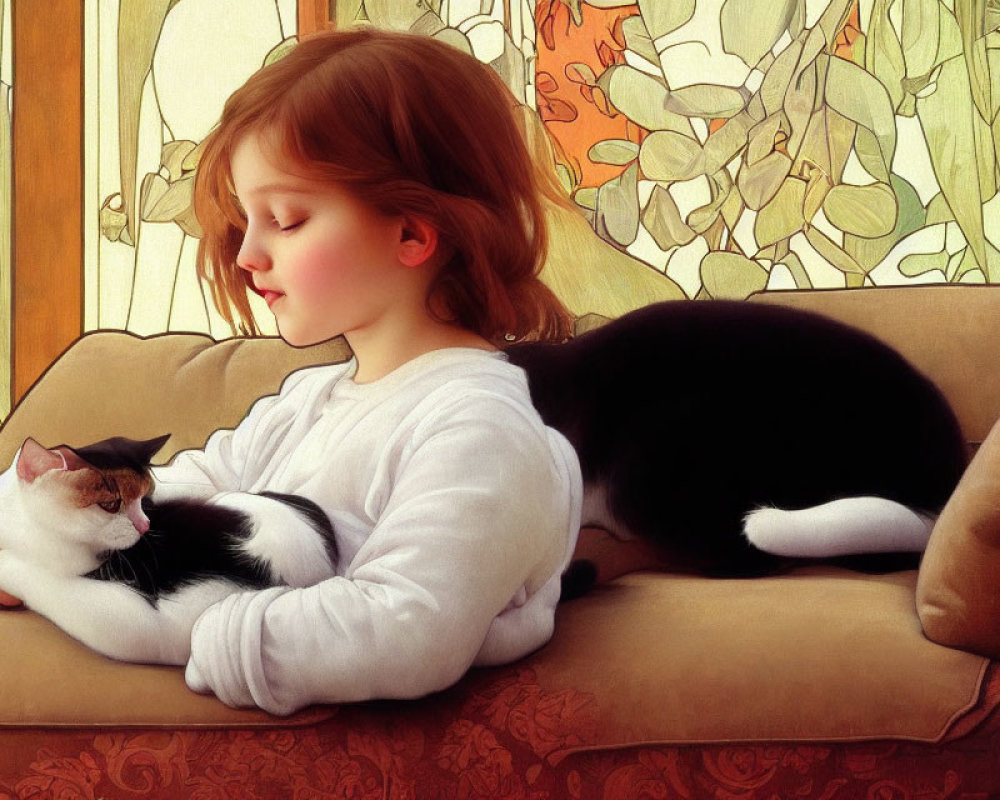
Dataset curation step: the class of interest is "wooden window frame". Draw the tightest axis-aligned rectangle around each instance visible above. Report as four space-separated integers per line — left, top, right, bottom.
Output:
8 1 334 406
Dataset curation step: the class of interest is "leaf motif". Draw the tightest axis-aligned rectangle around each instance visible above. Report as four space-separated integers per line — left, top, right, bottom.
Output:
597 65 691 133
700 252 769 299
703 112 754 174
917 53 988 272
595 162 640 246
804 225 867 277
264 36 297 67
825 56 897 181
754 176 806 247
566 62 597 86
589 139 640 166
738 150 793 210
665 84 749 119
823 182 898 238
845 174 925 270
720 0 798 69
955 0 994 124
637 0 694 40
899 247 949 277
621 16 658 67
777 250 813 288
161 140 197 183
759 41 803 117
118 0 178 242
901 0 940 78
642 184 697 250
639 131 704 181
865 0 906 110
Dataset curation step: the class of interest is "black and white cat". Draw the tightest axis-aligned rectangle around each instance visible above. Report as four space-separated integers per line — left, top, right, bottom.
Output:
508 299 967 587
0 434 337 664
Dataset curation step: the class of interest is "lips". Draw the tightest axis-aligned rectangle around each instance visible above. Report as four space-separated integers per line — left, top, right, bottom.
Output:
251 283 284 308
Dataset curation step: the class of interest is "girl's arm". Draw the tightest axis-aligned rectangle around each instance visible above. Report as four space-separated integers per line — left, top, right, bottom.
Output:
151 365 340 501
183 394 581 714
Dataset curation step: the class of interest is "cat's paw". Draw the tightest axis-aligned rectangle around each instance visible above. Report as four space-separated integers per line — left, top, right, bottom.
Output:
0 551 29 607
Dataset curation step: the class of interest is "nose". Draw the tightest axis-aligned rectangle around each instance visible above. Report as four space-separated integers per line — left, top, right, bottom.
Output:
236 224 269 273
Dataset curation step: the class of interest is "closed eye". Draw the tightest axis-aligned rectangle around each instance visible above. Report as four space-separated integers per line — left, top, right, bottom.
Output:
278 219 305 233
99 497 122 514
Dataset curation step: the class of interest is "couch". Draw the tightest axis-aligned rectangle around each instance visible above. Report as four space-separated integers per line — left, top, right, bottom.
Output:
0 285 998 798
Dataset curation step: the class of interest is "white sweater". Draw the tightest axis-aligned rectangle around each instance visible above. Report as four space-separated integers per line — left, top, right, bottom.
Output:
151 348 582 715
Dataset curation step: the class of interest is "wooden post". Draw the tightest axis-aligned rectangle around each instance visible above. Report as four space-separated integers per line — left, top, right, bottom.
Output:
297 0 336 36
11 0 84 401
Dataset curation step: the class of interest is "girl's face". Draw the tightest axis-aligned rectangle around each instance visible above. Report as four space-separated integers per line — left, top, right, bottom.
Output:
230 133 407 347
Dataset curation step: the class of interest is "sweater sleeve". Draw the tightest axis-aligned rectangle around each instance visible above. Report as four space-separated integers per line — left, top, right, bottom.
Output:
184 393 579 714
150 367 332 501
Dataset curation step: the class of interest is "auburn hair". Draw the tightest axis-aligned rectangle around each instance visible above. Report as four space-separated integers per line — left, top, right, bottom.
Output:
194 27 573 345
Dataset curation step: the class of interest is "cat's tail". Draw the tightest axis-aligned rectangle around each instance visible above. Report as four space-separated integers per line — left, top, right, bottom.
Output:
743 497 935 559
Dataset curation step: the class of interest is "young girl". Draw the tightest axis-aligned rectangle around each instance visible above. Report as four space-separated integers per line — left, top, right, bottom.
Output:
147 28 583 715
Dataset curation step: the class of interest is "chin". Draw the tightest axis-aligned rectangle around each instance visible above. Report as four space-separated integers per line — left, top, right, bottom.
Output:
278 328 341 349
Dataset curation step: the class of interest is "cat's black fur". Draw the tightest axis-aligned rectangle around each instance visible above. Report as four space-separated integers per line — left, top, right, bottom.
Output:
90 492 337 603
508 300 968 590
73 436 337 604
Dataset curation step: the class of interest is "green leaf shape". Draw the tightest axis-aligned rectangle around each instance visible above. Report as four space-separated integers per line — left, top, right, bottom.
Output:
700 252 769 299
638 0 694 40
804 226 867 282
776 250 813 288
589 139 640 166
899 247 949 277
621 16 659 67
688 171 735 234
845 174 925 270
597 65 692 133
823 182 898 238
866 0 906 110
642 184 697 250
758 40 803 117
566 62 598 86
639 131 704 181
665 84 750 119
595 162 640 247
901 0 940 78
825 56 897 181
703 112 755 174
264 36 297 67
118 0 180 243
754 176 806 247
720 0 798 68
739 150 793 210
955 0 995 124
917 54 990 275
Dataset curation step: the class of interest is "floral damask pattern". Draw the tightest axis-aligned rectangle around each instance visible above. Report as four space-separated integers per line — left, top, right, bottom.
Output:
2 666 998 799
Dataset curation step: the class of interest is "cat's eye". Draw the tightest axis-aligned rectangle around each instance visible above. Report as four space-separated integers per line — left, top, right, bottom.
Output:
98 497 122 514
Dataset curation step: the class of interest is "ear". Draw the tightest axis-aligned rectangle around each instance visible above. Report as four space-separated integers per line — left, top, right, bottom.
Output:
16 438 68 483
397 216 439 269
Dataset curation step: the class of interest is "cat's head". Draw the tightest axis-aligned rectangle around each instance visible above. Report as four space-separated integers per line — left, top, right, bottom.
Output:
11 434 170 559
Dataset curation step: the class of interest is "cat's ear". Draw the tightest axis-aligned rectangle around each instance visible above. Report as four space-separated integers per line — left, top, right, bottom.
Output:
136 434 171 464
16 438 68 483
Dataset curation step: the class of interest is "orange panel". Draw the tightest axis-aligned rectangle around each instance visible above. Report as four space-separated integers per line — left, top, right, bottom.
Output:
11 0 83 402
